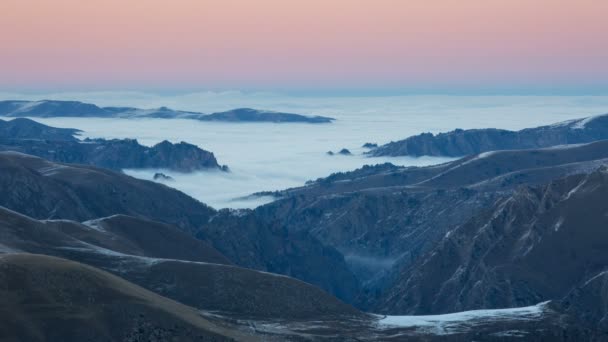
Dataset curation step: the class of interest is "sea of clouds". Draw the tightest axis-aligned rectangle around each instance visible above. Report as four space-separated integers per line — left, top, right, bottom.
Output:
2 91 608 209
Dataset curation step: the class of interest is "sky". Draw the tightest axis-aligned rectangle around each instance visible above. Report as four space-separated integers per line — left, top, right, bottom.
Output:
1 0 607 93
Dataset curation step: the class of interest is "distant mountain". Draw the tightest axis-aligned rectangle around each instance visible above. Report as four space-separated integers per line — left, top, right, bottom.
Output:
0 254 244 342
0 117 80 140
370 113 608 157
0 100 335 123
198 107 335 123
0 118 225 172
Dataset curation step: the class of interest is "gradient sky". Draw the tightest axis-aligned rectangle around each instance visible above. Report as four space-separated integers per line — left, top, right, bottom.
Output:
1 0 607 92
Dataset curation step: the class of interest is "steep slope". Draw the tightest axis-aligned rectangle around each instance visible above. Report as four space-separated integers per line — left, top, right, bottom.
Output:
376 167 608 316
0 152 360 301
370 113 608 157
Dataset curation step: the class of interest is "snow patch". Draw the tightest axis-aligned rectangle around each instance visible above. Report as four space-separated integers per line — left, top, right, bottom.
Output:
477 151 498 159
376 301 550 335
564 177 588 200
37 165 68 176
583 270 608 287
554 217 564 232
571 115 599 129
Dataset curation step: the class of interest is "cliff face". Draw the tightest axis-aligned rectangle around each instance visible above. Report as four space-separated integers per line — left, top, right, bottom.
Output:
370 113 608 157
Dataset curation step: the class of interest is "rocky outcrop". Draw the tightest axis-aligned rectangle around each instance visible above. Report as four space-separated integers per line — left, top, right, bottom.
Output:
371 113 608 157
327 148 353 156
153 172 173 181
0 118 225 172
0 100 335 123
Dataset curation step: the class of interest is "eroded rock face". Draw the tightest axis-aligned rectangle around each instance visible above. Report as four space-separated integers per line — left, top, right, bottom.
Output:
376 168 608 317
371 113 608 157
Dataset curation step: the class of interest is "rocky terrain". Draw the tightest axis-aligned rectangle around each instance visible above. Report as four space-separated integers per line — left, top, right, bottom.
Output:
2 111 608 339
370 112 608 157
0 118 225 172
220 140 608 297
0 100 335 123
375 167 608 317
0 189 587 341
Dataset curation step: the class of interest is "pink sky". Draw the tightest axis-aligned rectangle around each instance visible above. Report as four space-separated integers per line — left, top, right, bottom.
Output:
1 0 607 91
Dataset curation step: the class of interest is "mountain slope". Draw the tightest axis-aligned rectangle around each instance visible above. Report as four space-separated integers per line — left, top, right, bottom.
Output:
0 151 360 302
370 113 608 157
375 167 608 317
0 254 252 342
0 220 573 341
0 206 362 321
219 140 608 297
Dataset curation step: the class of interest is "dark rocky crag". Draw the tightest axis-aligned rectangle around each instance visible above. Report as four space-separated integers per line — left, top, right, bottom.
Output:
0 117 225 172
0 100 335 123
371 113 608 157
375 167 608 317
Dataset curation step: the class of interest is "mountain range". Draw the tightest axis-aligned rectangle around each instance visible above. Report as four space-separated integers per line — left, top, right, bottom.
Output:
370 112 608 157
0 100 335 123
2 111 608 340
0 118 226 172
